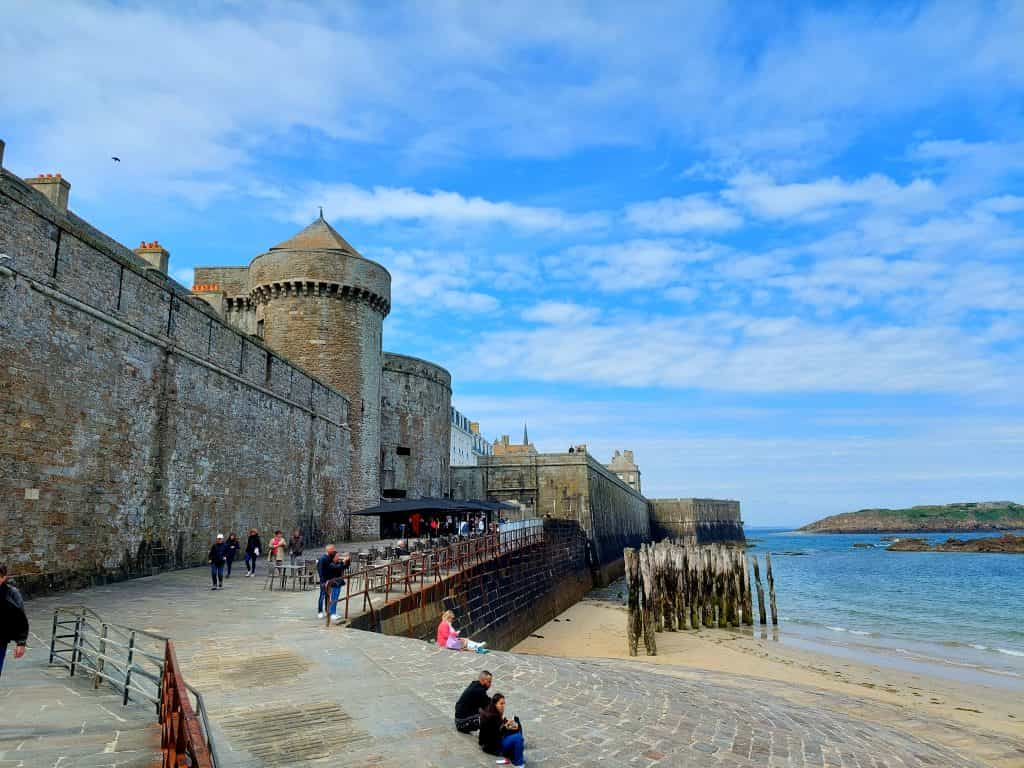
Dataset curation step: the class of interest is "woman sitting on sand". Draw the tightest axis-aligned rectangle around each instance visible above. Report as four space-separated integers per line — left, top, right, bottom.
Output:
478 692 525 767
436 609 487 653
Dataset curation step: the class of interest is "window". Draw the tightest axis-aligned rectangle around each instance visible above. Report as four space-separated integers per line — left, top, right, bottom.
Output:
382 488 407 499
396 446 411 456
256 318 265 338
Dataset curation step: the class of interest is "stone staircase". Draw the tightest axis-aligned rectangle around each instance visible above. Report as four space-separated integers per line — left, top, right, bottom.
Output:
0 652 161 767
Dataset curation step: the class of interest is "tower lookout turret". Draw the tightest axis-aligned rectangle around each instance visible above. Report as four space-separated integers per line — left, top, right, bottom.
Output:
249 216 391 537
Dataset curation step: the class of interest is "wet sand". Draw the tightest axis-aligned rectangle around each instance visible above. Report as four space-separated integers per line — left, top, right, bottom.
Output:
512 599 1024 766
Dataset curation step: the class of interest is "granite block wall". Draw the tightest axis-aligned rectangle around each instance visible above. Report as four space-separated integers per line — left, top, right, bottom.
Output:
648 498 745 544
0 169 351 594
355 520 593 650
380 353 452 502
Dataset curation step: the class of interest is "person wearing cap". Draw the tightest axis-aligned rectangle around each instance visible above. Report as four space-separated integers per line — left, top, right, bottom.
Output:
208 534 229 590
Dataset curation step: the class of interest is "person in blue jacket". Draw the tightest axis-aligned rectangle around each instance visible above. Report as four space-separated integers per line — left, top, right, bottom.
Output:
208 534 229 590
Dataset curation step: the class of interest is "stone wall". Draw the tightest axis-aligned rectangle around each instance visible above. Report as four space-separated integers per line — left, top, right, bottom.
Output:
0 168 350 594
451 453 651 583
648 498 745 544
380 353 452 501
352 520 593 650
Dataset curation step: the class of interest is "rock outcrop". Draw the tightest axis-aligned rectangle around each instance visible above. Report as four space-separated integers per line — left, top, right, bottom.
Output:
887 534 1024 553
800 502 1024 533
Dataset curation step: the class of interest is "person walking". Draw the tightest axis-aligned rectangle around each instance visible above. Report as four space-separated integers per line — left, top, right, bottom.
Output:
0 564 29 679
478 693 525 767
225 532 240 578
316 544 337 619
289 528 304 566
454 670 492 733
207 534 229 590
244 528 262 577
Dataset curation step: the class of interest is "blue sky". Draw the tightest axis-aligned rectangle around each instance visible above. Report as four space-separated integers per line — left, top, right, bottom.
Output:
3 2 1022 525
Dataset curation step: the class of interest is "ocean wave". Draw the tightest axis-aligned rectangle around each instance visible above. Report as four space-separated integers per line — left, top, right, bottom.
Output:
823 625 872 636
996 648 1024 657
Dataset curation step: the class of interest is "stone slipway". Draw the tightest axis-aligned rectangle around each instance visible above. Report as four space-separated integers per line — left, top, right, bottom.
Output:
10 566 1013 767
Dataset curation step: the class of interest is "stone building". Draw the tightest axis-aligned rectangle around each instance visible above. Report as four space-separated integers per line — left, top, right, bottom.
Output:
492 425 537 456
451 451 651 584
450 406 492 466
380 353 451 500
606 449 641 493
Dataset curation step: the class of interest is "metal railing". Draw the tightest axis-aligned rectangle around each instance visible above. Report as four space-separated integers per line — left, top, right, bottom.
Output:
162 640 215 768
49 606 167 708
324 522 547 624
49 605 217 768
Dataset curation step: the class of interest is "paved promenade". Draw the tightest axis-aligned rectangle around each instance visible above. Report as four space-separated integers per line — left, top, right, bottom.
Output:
6 565 1016 767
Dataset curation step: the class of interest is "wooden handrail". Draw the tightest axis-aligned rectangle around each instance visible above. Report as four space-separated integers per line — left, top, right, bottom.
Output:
160 640 214 768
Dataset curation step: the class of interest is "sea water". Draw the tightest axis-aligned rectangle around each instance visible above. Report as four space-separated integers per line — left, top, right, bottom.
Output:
748 527 1024 688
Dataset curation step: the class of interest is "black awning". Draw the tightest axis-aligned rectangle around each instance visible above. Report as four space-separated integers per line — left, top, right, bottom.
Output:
352 498 515 516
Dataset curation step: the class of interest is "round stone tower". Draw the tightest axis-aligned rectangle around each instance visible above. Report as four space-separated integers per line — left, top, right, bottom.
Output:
249 215 390 537
380 353 452 501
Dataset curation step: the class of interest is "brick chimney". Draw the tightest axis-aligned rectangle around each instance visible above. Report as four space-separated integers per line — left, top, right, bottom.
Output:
26 173 71 212
134 241 169 273
191 283 225 315
469 422 480 435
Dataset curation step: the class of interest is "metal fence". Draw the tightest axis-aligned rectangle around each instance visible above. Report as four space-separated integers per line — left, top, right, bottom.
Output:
49 605 217 768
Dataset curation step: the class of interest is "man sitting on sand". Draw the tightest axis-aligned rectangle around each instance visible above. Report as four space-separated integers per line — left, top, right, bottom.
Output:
454 670 493 733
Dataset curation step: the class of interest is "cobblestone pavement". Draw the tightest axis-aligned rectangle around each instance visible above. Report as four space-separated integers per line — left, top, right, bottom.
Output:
13 566 1016 768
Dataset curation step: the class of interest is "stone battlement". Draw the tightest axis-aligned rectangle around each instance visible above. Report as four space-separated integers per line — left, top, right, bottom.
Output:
251 279 390 314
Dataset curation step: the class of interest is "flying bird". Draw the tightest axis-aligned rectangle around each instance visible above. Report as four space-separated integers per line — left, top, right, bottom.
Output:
111 156 120 162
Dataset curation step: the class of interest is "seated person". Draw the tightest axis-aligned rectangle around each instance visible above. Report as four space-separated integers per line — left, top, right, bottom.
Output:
454 670 493 733
478 692 525 767
436 609 486 652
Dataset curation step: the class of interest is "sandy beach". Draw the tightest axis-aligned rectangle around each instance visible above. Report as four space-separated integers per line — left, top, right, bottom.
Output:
512 598 1024 766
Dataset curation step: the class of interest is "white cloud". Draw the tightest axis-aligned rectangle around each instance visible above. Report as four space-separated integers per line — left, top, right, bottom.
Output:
292 184 605 232
625 194 742 232
464 314 1014 394
522 301 599 324
371 247 499 316
725 171 940 220
557 239 724 292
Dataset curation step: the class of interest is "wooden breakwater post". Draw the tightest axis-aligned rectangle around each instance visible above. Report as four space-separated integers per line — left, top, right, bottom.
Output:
752 555 767 626
766 552 778 626
624 548 642 656
625 540 769 655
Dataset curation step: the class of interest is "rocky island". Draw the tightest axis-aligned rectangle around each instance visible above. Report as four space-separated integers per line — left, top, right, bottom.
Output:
800 501 1024 533
887 534 1024 553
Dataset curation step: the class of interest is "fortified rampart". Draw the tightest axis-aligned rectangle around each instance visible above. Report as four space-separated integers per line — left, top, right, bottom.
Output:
380 353 452 505
0 162 351 595
648 498 745 544
451 453 651 584
352 519 592 650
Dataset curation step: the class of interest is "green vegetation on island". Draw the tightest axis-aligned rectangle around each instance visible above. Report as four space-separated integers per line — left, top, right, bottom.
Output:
800 501 1024 533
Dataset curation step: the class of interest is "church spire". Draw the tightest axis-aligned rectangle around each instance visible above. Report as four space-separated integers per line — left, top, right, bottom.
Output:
523 422 529 445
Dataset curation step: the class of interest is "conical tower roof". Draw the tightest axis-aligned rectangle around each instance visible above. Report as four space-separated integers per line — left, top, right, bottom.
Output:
270 213 360 255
